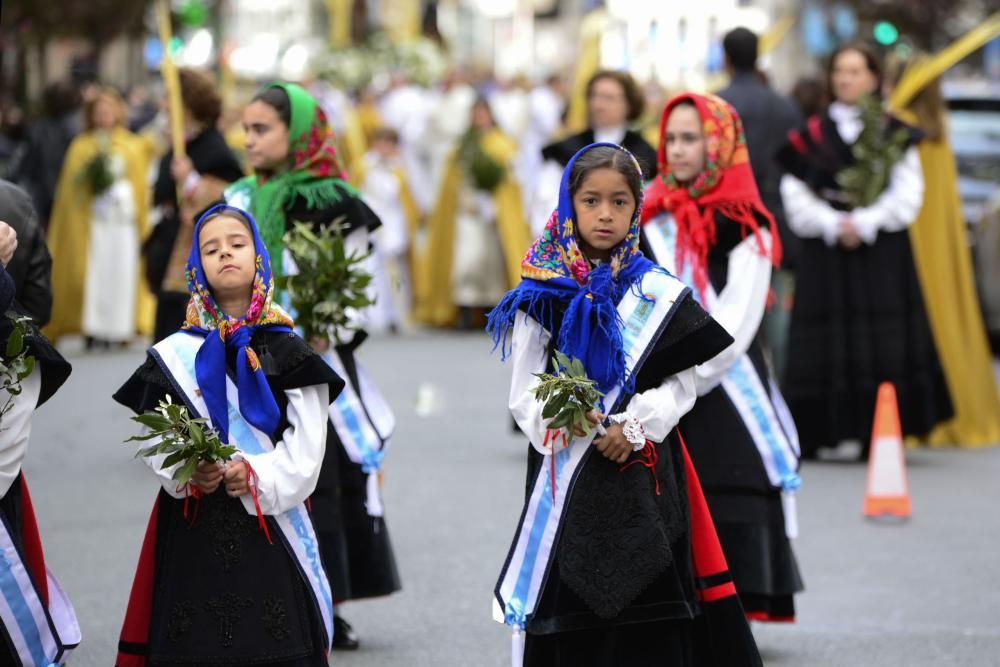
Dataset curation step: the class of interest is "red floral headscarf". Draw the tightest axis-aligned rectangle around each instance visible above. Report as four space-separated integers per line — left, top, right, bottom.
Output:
642 92 780 298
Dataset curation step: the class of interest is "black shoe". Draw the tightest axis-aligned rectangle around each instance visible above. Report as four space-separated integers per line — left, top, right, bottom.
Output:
332 615 360 650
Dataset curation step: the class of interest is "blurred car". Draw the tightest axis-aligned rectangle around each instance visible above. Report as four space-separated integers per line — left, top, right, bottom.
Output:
943 81 1000 350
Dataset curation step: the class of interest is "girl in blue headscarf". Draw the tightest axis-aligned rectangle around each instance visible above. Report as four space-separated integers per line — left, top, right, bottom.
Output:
113 204 345 667
488 143 761 666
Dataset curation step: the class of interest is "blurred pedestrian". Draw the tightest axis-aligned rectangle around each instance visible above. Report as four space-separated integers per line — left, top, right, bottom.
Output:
0 220 79 665
45 85 154 347
777 43 952 459
532 70 656 234
642 92 803 622
226 82 400 649
717 27 803 383
415 97 531 328
9 80 82 230
145 68 244 342
0 179 53 325
885 54 1000 446
354 127 420 332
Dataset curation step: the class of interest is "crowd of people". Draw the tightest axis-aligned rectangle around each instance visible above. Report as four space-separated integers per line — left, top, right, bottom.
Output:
0 21 996 666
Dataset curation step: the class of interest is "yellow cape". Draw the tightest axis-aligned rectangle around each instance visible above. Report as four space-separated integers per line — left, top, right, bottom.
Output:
900 110 1000 447
45 127 155 340
414 129 532 327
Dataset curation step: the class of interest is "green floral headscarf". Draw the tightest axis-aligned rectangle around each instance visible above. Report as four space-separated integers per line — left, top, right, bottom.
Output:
226 82 359 274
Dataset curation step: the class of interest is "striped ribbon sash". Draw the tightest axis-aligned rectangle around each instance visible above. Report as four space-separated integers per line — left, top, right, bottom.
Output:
645 216 801 534
151 333 335 650
0 515 80 666
493 269 688 637
320 350 395 518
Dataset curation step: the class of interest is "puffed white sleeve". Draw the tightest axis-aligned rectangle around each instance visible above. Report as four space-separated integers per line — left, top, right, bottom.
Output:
780 173 842 246
0 372 41 498
237 384 330 516
692 231 772 396
850 146 924 244
613 367 699 445
508 313 554 454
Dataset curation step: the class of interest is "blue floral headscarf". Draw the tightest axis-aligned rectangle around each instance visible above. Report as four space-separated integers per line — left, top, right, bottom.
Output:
487 142 659 396
183 203 294 442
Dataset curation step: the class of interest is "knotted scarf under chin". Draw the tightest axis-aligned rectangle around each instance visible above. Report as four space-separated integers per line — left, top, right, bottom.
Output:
190 321 290 443
489 257 656 397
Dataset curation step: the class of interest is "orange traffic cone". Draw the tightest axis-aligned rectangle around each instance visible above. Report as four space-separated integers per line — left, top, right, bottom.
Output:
863 382 912 520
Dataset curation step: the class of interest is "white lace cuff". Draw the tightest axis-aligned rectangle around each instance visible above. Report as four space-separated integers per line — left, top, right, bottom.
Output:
609 413 646 451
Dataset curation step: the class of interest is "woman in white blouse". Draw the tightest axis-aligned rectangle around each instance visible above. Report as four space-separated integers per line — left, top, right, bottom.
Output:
777 42 952 460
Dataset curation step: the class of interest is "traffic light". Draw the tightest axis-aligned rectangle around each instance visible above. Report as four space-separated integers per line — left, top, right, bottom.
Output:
873 21 899 45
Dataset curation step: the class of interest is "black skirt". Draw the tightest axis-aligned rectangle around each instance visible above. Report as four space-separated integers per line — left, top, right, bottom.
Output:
145 490 327 666
784 231 953 456
310 346 401 603
678 343 804 618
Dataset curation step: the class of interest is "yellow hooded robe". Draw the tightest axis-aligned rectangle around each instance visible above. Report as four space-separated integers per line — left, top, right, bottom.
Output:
414 129 532 327
45 127 155 340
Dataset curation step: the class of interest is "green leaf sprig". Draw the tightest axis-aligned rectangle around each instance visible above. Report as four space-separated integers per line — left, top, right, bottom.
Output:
126 395 236 486
276 220 375 344
836 94 911 207
80 151 115 196
0 316 37 425
459 131 506 193
530 351 604 437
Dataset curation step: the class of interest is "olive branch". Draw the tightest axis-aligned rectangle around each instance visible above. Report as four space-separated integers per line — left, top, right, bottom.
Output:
530 351 604 437
126 395 236 486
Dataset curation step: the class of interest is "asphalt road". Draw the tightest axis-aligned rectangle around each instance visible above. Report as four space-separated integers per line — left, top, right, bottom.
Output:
24 332 1000 666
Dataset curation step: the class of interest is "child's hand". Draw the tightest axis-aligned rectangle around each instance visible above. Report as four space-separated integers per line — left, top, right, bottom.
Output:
593 423 633 464
223 461 250 498
192 461 224 494
572 410 603 438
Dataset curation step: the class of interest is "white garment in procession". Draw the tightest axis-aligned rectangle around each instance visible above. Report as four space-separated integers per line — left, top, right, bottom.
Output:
82 166 138 342
359 151 411 331
0 371 41 498
379 83 435 213
517 84 565 211
779 100 925 247
425 84 476 204
452 187 507 308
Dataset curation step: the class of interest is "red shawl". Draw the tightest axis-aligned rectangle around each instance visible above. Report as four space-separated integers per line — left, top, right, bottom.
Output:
641 92 780 299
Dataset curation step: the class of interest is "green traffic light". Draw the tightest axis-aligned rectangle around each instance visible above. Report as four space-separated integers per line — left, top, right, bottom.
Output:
873 21 899 45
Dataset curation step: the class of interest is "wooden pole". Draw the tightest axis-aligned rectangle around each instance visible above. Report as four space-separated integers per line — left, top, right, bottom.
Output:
157 0 186 161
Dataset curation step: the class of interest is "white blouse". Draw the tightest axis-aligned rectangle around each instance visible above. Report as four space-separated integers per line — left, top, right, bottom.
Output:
0 371 41 498
507 313 698 451
143 384 330 517
780 100 924 246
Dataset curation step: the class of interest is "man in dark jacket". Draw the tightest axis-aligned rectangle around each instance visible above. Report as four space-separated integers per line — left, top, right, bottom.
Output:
9 81 81 230
0 180 53 326
717 27 801 384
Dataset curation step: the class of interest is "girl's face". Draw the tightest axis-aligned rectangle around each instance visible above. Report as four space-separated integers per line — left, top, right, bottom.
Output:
91 95 120 130
243 100 290 172
573 167 635 262
832 49 878 106
665 104 706 184
198 215 257 302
